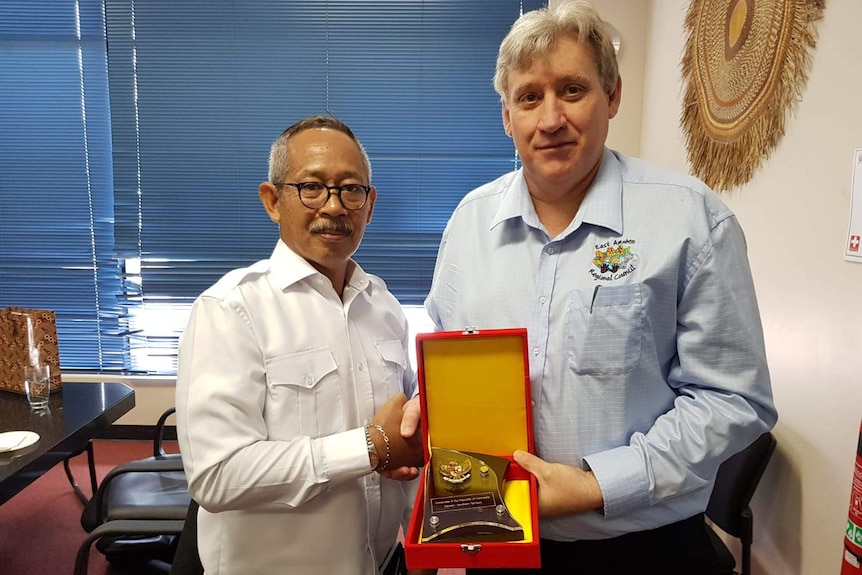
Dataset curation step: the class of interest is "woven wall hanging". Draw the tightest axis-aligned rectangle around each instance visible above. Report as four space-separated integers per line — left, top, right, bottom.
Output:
680 0 824 191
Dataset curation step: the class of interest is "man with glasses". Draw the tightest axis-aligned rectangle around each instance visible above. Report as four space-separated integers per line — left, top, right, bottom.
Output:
176 116 426 575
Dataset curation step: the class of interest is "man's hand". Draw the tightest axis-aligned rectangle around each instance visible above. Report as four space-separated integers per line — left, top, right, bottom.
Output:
380 396 424 480
371 394 425 471
399 395 422 437
513 450 604 518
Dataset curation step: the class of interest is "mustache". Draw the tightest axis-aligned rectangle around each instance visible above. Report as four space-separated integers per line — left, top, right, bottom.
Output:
308 219 354 235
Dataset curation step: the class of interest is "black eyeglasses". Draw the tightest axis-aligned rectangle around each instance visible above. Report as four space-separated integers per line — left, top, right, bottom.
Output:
274 182 371 211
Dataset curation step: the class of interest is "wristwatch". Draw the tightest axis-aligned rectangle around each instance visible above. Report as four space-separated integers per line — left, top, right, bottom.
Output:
365 425 380 470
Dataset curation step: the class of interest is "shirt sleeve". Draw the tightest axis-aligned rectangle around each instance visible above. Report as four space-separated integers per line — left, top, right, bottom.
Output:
175 295 373 513
583 215 778 518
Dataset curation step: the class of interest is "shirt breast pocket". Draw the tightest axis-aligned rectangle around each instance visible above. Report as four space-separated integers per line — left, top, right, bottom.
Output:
566 283 643 376
265 348 343 438
375 340 408 395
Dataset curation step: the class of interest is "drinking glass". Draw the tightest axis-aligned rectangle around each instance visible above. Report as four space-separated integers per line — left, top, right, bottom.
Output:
23 364 51 410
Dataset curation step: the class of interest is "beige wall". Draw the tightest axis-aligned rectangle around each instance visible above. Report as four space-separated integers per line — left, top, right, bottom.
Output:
641 1 862 574
553 0 650 157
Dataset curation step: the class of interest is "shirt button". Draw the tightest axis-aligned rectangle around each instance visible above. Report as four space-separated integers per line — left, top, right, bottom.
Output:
547 247 555 254
358 363 364 372
539 296 547 304
532 347 540 356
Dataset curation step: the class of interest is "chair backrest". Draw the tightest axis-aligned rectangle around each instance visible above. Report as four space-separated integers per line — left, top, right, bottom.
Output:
707 431 777 543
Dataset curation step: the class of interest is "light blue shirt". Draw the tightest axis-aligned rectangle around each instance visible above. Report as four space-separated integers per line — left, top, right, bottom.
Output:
425 149 777 541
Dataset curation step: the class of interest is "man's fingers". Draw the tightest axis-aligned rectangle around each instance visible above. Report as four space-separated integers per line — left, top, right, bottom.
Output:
513 449 543 474
400 396 422 437
380 466 420 481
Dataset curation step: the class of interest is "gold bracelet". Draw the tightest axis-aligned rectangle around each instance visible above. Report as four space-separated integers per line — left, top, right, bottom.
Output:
368 423 391 472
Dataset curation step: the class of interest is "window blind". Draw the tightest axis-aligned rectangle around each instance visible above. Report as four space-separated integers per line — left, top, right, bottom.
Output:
0 1 125 370
1 0 542 374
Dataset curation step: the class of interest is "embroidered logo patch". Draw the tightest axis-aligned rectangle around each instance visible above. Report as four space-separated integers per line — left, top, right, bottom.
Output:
590 240 637 281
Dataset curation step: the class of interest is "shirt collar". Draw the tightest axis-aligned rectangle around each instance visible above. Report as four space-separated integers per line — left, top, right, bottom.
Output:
490 171 539 230
267 239 370 294
489 148 623 235
578 149 623 235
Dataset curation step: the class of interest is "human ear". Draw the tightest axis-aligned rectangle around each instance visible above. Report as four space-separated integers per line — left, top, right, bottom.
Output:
365 187 377 224
259 182 281 223
608 75 622 119
502 102 512 137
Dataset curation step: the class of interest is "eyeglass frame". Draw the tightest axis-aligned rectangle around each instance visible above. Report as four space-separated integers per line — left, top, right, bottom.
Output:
273 181 372 211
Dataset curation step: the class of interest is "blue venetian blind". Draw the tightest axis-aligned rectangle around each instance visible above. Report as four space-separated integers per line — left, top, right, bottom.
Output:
106 0 542 308
2 0 544 373
0 1 125 370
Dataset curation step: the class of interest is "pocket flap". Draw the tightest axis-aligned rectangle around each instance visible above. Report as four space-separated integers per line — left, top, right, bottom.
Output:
265 348 338 389
376 340 407 369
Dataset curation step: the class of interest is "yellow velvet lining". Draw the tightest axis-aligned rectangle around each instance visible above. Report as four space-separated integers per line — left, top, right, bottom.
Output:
501 479 534 542
421 335 529 454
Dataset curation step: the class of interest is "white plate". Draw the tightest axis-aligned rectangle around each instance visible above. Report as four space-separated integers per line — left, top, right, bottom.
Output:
0 431 40 453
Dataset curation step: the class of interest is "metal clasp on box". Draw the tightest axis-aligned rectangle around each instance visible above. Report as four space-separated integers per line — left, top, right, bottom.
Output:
462 326 480 335
460 543 482 554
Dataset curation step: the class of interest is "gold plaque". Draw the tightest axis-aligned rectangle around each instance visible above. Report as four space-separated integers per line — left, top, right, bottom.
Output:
420 447 524 543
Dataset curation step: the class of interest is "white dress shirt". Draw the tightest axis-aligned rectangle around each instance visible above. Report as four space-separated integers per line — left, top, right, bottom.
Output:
426 149 777 540
176 240 417 575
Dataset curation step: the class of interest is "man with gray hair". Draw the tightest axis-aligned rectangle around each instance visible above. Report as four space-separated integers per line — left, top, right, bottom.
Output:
176 115 426 575
396 3 777 573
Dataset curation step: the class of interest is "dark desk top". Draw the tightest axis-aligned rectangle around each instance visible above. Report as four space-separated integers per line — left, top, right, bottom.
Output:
0 382 136 504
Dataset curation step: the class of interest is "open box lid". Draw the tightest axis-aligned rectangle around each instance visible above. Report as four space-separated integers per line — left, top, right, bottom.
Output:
416 327 534 463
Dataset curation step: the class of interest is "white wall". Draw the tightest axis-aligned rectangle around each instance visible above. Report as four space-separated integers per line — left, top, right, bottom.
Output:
640 1 862 573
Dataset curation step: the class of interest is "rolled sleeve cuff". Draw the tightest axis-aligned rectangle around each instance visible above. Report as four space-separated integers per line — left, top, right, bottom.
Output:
319 427 373 479
583 445 651 518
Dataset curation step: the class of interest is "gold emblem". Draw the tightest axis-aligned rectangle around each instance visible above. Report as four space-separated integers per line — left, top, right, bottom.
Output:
438 457 472 485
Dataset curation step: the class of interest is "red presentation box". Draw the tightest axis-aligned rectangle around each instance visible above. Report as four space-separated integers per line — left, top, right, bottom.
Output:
405 327 540 570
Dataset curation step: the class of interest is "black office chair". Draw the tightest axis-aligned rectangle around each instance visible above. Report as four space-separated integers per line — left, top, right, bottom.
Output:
74 407 191 575
706 431 777 575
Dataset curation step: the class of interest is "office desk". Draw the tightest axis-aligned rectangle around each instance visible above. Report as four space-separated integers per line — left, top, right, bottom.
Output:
0 382 135 505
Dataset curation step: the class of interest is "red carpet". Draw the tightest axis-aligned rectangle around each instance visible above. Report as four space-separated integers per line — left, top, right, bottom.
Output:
0 440 174 575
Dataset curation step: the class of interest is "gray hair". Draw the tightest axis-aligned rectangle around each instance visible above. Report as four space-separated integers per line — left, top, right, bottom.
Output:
268 115 372 183
493 1 619 102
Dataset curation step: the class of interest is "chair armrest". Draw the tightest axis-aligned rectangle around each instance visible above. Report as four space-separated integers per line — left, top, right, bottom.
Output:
154 407 177 457
75 519 186 575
